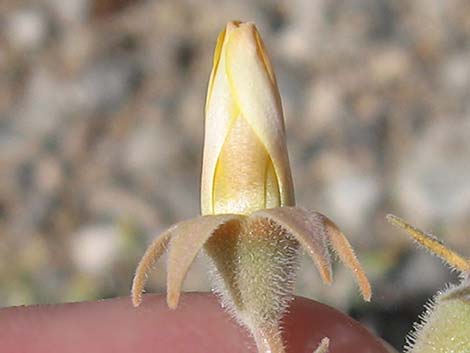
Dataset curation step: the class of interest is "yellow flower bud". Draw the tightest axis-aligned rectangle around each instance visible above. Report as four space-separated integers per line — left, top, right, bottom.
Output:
201 21 294 215
132 21 371 353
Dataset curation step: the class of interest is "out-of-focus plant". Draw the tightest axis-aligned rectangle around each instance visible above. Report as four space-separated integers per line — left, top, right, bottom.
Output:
131 21 371 353
387 215 470 353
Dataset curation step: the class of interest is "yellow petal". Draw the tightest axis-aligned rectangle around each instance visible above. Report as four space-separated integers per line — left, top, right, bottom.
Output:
224 23 294 208
201 24 237 215
212 115 279 214
201 21 294 216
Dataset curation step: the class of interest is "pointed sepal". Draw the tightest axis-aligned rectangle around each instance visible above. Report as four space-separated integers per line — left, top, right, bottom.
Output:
166 214 244 308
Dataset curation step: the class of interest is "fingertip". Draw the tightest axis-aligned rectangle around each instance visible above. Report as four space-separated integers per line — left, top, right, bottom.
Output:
0 294 390 353
283 296 388 353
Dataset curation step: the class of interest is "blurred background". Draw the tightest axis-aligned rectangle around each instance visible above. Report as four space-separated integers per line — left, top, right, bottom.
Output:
0 0 469 350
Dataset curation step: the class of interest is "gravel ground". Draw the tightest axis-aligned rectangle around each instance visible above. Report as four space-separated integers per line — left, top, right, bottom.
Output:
0 0 469 350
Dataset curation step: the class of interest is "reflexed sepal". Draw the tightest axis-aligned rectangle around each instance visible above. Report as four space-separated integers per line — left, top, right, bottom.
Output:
254 207 371 301
131 214 243 309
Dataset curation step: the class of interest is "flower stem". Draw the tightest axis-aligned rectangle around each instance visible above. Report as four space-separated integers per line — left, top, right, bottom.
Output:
253 326 285 353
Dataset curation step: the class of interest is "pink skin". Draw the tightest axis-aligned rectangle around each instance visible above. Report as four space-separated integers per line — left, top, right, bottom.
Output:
0 293 388 353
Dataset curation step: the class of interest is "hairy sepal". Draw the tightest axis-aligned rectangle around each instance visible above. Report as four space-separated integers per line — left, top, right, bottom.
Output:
205 217 299 332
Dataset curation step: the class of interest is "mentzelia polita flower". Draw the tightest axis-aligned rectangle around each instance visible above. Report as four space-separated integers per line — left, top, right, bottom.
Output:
132 21 371 353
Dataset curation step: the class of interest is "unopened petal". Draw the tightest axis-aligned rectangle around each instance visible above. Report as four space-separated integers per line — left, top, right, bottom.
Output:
213 116 278 214
202 22 294 215
205 28 226 111
202 25 238 215
225 23 294 208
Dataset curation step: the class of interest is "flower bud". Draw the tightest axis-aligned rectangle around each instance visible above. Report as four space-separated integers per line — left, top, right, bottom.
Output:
201 21 294 216
133 21 371 353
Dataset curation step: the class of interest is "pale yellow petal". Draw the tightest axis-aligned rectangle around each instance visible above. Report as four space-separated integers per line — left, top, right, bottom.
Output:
225 23 294 207
205 21 242 110
264 159 281 209
201 25 238 215
205 28 226 111
213 115 270 214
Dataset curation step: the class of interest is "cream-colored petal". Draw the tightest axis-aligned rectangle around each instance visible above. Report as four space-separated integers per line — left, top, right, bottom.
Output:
166 214 244 309
265 158 281 209
205 28 226 111
202 22 295 215
205 21 242 110
212 115 271 215
251 207 333 284
131 228 172 307
201 26 238 215
225 24 294 207
321 214 372 301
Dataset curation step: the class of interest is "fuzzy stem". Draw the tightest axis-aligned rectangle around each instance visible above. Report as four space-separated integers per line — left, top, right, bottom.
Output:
253 327 330 353
253 326 285 353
